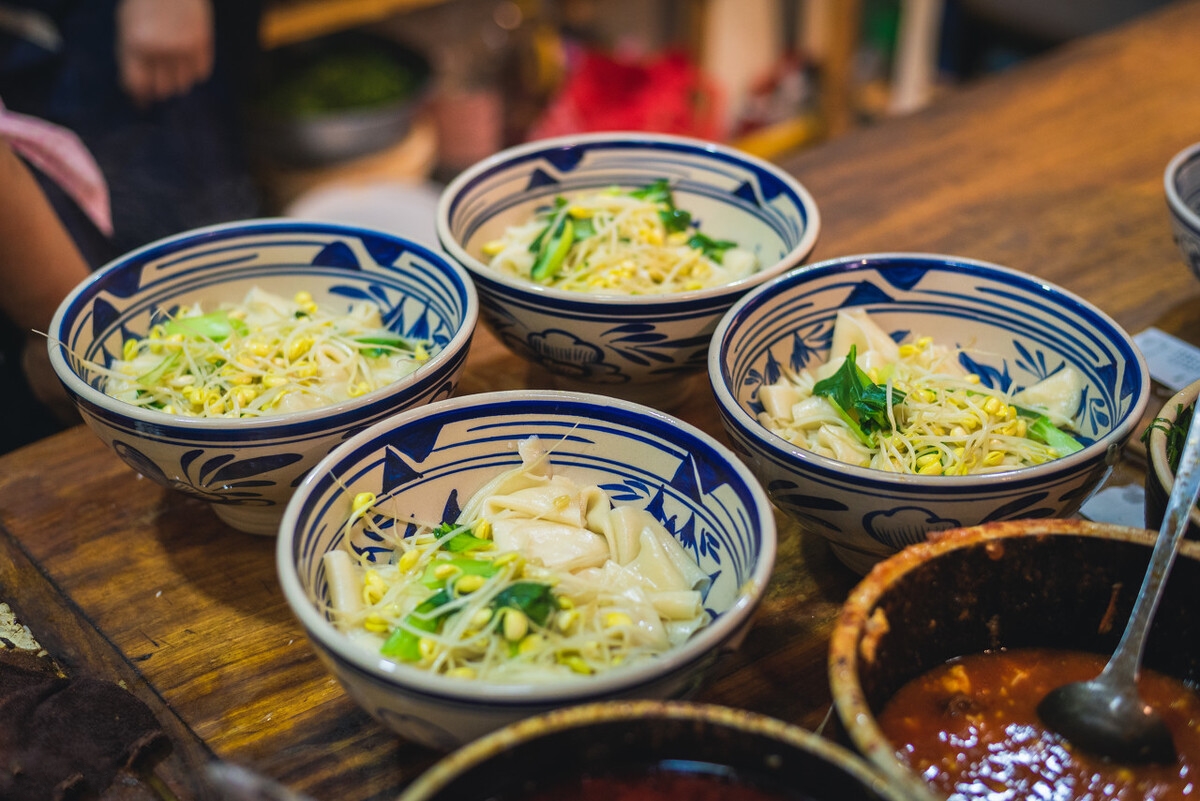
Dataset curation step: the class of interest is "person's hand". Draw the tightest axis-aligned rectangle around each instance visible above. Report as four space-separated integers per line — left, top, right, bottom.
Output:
116 0 215 107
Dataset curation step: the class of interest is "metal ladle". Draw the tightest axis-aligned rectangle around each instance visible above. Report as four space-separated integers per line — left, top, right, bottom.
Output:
1037 407 1200 763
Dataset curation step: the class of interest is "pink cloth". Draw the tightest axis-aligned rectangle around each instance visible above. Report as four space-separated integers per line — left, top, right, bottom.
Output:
0 97 112 235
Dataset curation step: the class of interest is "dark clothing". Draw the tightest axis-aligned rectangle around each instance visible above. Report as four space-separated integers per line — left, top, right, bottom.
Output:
0 0 264 453
0 0 264 256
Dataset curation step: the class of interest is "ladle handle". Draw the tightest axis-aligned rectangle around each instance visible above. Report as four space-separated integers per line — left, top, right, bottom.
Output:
1103 405 1200 687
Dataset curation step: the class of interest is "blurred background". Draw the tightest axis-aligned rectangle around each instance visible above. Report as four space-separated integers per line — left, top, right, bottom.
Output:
0 0 1179 248
247 0 1175 201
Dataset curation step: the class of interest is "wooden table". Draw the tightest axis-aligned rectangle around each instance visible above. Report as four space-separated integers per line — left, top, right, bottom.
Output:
4 2 1200 798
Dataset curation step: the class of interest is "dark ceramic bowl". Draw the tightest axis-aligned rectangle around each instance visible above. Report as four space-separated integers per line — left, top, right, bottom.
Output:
1144 378 1200 538
828 519 1200 796
397 700 917 801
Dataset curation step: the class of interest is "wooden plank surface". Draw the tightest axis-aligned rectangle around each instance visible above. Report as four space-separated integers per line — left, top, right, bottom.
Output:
2 2 1200 798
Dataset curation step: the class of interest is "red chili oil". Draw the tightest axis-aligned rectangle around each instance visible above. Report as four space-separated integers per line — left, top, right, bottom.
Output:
878 648 1200 800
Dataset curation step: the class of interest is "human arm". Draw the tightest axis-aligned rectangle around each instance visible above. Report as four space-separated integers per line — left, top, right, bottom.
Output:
0 139 92 420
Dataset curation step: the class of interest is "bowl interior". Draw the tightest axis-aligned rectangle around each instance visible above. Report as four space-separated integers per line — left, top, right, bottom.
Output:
399 701 904 801
438 134 820 298
52 220 473 422
716 254 1147 463
280 391 777 701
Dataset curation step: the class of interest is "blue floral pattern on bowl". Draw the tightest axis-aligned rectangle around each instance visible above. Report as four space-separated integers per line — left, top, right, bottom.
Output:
50 220 478 535
708 253 1150 574
277 390 777 749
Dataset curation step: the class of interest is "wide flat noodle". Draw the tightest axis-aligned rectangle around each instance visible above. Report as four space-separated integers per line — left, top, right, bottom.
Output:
490 518 610 572
333 435 713 681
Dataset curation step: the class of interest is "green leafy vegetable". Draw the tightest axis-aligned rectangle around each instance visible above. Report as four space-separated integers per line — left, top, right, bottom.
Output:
659 207 692 233
263 46 419 117
420 557 500 589
1142 401 1195 472
440 532 495 554
812 345 905 446
491 581 557 626
630 178 692 233
628 178 673 204
687 232 737 264
528 198 568 254
1023 414 1084 455
164 310 247 341
528 200 577 282
380 588 453 661
530 217 575 281
354 334 417 350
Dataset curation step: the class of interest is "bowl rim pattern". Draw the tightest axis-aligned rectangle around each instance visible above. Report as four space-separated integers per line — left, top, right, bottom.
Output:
1145 378 1200 527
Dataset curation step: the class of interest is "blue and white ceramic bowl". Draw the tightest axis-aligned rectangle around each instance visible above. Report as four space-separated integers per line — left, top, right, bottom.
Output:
1165 141 1200 281
277 390 777 749
436 132 820 410
49 219 478 535
708 253 1150 575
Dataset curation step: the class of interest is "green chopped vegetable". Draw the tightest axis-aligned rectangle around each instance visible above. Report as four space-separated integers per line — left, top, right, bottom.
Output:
353 334 420 358
164 310 247 341
687 232 738 264
380 588 452 661
812 345 905 446
263 46 419 117
1142 401 1195 472
628 178 673 204
491 581 557 626
1023 413 1084 455
419 557 500 589
630 178 692 233
354 334 417 350
530 217 575 281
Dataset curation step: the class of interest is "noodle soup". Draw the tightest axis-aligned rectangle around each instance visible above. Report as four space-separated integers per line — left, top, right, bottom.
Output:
481 180 758 294
323 436 712 681
102 287 436 417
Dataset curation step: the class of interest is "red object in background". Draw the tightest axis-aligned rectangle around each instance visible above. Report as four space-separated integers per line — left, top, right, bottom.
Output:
527 48 725 142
